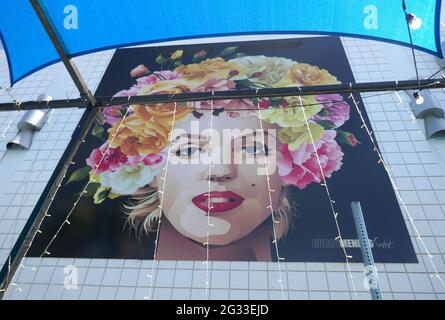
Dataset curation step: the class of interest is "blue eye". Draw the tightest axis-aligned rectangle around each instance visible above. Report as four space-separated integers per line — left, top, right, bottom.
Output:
243 144 268 156
176 146 201 157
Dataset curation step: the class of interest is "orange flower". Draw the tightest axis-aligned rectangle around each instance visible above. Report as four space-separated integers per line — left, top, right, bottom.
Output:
289 63 340 86
133 78 192 125
108 114 170 157
175 58 242 88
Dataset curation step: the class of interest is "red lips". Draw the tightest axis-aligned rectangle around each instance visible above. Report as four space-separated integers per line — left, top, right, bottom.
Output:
192 191 244 213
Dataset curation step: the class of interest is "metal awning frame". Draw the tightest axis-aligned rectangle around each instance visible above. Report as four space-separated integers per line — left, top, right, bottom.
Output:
1 0 445 299
0 0 441 112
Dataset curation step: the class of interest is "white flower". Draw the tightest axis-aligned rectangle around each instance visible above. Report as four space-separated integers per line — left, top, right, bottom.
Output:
99 163 160 195
229 55 295 85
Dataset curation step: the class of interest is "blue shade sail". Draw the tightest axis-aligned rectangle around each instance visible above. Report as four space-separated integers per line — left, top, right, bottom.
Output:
0 0 442 86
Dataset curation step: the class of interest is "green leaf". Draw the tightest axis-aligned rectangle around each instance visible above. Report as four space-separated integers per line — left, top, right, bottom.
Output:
220 46 239 57
92 125 104 138
66 166 92 185
173 60 182 68
317 120 337 130
269 97 284 107
192 50 208 63
234 52 247 58
93 186 111 204
155 54 167 65
235 79 256 89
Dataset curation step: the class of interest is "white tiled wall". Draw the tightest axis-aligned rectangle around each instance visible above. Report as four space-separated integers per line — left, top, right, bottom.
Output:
1 34 445 300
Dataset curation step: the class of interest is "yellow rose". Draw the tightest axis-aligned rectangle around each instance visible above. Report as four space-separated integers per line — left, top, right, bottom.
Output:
108 114 170 157
259 96 322 128
291 63 339 86
278 123 324 151
276 63 340 87
171 50 184 60
137 78 190 96
175 58 243 88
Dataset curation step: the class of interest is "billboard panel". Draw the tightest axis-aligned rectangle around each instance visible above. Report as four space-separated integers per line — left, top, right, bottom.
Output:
28 37 417 263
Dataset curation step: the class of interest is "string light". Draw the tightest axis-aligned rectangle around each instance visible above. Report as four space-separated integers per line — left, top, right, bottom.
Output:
0 98 55 294
36 105 133 260
299 95 358 297
0 256 13 293
0 101 132 296
1 78 444 296
393 89 417 124
0 87 23 140
1 86 24 112
204 97 215 300
145 101 178 300
349 92 445 289
256 97 285 299
1 111 19 140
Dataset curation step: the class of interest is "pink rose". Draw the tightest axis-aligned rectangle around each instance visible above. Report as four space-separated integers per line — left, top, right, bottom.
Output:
277 130 344 189
225 98 257 118
86 143 128 174
259 99 270 109
130 64 149 78
102 105 128 125
127 153 165 167
344 132 358 146
187 78 236 110
114 71 180 98
313 94 350 128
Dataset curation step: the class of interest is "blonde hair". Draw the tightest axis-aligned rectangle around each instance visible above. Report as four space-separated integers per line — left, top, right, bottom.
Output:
124 186 296 240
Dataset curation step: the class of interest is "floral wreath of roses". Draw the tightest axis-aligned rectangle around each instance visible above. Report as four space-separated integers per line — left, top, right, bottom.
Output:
66 48 359 204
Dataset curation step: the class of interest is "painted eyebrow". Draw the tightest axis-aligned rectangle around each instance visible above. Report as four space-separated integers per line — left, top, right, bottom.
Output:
173 134 210 147
174 133 202 141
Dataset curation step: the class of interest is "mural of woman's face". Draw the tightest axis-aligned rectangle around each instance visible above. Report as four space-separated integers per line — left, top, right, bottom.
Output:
157 111 283 245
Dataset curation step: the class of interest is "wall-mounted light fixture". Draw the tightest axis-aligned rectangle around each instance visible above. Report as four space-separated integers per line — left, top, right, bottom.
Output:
406 89 445 139
6 94 52 150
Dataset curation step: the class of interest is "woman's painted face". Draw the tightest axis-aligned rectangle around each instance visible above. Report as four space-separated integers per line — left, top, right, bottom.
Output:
157 111 283 245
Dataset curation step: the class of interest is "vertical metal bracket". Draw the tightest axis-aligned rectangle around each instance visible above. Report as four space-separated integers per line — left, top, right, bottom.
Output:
351 201 383 300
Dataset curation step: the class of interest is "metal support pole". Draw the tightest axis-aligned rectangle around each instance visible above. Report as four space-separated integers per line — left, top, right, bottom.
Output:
1 78 445 111
351 201 383 300
30 0 96 106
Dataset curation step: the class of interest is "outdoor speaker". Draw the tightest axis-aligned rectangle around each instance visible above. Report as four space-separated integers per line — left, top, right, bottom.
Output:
7 110 48 150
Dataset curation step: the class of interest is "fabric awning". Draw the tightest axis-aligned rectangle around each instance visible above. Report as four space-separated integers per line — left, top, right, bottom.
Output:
0 0 442 86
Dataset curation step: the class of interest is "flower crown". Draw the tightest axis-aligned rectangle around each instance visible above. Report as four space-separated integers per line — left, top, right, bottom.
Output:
67 48 358 204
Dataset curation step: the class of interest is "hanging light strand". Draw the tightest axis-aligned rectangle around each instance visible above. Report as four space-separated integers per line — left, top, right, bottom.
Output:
256 97 286 299
38 104 133 258
145 101 178 300
0 99 56 294
204 97 215 300
393 86 417 124
349 92 445 289
0 87 23 141
299 94 358 297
